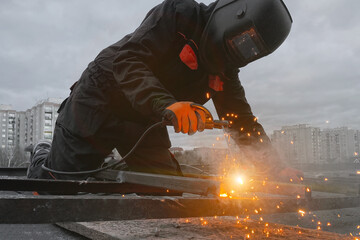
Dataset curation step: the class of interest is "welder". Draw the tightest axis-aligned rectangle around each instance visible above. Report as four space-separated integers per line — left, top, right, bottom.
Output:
27 0 303 182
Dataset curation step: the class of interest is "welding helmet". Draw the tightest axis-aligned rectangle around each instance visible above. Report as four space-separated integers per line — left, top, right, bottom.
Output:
199 0 293 73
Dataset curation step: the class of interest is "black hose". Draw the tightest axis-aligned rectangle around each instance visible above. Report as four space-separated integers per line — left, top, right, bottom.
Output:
41 121 164 176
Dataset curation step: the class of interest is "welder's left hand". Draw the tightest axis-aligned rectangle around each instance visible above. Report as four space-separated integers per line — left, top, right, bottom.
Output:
278 167 304 183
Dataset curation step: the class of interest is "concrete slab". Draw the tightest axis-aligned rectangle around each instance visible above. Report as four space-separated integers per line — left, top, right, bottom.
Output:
57 217 353 240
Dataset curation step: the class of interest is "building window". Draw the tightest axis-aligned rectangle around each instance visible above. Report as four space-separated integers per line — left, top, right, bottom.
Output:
45 113 52 120
45 106 52 113
44 132 52 140
45 120 52 126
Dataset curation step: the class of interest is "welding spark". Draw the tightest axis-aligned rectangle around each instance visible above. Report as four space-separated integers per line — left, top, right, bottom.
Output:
298 210 306 217
327 222 331 226
220 193 228 198
236 176 244 185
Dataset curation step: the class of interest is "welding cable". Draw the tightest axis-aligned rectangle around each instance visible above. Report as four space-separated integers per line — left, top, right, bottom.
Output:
41 121 164 176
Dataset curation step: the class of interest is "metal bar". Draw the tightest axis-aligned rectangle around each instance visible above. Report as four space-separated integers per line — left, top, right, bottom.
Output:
95 170 220 196
0 167 27 176
0 177 178 195
0 194 359 224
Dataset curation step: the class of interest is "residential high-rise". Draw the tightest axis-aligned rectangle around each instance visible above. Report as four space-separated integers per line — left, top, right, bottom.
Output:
1 99 62 150
23 98 62 147
320 127 356 163
0 99 62 166
0 105 17 150
271 124 321 165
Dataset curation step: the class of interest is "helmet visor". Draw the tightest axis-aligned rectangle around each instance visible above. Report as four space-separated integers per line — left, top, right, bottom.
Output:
228 28 267 64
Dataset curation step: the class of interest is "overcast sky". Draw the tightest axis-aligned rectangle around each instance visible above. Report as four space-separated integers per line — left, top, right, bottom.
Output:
1 0 359 149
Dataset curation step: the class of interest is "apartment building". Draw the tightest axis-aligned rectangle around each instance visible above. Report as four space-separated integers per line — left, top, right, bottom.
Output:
271 124 322 165
0 105 17 150
0 99 62 152
23 98 62 147
321 127 356 163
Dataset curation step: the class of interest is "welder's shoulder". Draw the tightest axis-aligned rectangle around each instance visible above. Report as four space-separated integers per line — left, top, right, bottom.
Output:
164 0 200 13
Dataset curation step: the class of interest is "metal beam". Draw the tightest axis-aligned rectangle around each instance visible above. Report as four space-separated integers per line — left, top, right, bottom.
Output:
0 177 178 195
0 167 27 176
95 170 220 196
0 194 359 224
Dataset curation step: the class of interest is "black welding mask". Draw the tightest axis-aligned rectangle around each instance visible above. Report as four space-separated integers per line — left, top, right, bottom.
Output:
199 0 293 73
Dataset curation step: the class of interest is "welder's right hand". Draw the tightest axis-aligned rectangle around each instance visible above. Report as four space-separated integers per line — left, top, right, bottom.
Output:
163 102 206 135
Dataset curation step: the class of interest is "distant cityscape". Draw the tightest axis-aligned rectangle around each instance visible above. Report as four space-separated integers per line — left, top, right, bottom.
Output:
0 98 359 167
271 124 359 165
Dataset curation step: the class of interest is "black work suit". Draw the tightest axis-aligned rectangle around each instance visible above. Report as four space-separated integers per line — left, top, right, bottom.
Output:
28 0 270 180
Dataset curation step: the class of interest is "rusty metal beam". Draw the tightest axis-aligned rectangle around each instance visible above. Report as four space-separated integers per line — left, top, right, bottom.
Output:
0 194 359 224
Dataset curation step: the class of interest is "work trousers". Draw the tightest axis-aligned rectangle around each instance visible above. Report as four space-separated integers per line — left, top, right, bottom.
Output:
27 119 182 180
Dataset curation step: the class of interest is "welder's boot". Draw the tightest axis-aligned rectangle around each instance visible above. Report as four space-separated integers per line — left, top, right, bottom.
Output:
27 140 52 178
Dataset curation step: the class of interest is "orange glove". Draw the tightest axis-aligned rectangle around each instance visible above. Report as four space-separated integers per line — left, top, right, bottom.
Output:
163 102 206 135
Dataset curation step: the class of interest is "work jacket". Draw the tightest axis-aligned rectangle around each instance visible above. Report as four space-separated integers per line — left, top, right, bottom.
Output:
60 0 273 157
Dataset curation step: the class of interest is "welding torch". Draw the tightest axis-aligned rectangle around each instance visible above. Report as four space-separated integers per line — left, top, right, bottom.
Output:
162 103 229 130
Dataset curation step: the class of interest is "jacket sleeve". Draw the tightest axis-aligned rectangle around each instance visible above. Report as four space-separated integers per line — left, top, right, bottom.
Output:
212 69 270 145
212 69 287 173
112 0 194 121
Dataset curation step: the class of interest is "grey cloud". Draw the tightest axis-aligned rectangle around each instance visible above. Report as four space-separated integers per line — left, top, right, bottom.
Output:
0 0 359 149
